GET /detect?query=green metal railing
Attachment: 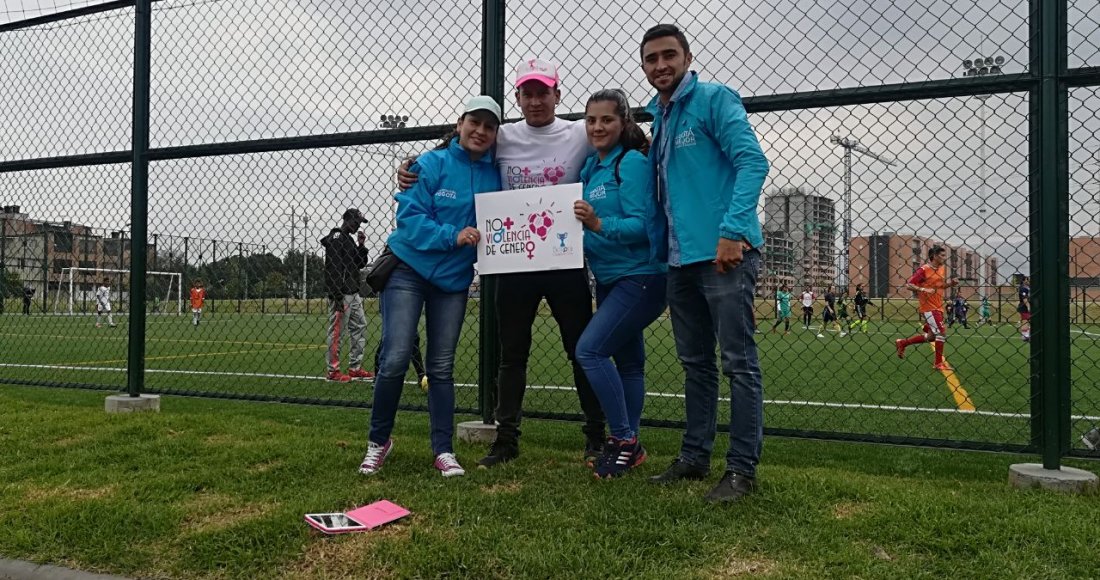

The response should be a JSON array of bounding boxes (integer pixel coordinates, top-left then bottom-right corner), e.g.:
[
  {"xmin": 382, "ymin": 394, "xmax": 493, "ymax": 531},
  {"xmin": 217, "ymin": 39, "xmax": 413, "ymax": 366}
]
[{"xmin": 1, "ymin": 0, "xmax": 1097, "ymax": 465}]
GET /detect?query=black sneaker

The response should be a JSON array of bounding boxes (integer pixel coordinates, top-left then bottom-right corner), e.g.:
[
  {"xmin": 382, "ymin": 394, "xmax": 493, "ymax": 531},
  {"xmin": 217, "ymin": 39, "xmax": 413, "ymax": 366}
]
[
  {"xmin": 593, "ymin": 437, "xmax": 647, "ymax": 479},
  {"xmin": 704, "ymin": 471, "xmax": 758, "ymax": 504},
  {"xmin": 477, "ymin": 438, "xmax": 519, "ymax": 468},
  {"xmin": 584, "ymin": 436, "xmax": 606, "ymax": 468},
  {"xmin": 648, "ymin": 457, "xmax": 709, "ymax": 485}
]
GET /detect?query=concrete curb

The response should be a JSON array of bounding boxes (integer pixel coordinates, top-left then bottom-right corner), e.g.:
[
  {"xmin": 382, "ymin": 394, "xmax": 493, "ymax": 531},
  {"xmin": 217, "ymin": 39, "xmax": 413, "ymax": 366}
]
[{"xmin": 0, "ymin": 558, "xmax": 132, "ymax": 580}]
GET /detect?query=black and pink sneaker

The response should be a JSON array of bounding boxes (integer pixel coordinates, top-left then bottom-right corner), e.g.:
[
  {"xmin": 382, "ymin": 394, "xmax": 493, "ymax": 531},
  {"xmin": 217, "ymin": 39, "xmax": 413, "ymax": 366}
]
[
  {"xmin": 593, "ymin": 437, "xmax": 646, "ymax": 479},
  {"xmin": 358, "ymin": 439, "xmax": 393, "ymax": 476}
]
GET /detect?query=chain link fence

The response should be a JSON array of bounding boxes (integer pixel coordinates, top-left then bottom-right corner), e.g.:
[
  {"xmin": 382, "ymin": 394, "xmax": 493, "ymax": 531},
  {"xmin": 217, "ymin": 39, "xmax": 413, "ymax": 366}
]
[{"xmin": 1, "ymin": 0, "xmax": 1097, "ymax": 458}]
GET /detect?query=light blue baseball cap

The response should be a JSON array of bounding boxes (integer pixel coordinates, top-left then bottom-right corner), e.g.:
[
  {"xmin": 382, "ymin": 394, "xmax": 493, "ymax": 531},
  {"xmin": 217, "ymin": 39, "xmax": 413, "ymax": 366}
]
[{"xmin": 463, "ymin": 96, "xmax": 502, "ymax": 122}]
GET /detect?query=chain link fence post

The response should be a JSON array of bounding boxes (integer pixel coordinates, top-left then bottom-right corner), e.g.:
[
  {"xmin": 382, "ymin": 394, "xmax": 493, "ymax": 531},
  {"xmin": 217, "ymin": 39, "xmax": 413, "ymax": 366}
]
[
  {"xmin": 125, "ymin": 0, "xmax": 152, "ymax": 398},
  {"xmin": 1030, "ymin": 0, "xmax": 1071, "ymax": 469},
  {"xmin": 478, "ymin": 0, "xmax": 505, "ymax": 424}
]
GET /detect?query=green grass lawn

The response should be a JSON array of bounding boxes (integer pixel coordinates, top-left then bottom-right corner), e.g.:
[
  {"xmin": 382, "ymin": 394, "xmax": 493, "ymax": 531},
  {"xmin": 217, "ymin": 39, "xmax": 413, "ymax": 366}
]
[
  {"xmin": 2, "ymin": 304, "xmax": 1099, "ymax": 451},
  {"xmin": 0, "ymin": 386, "xmax": 1097, "ymax": 579}
]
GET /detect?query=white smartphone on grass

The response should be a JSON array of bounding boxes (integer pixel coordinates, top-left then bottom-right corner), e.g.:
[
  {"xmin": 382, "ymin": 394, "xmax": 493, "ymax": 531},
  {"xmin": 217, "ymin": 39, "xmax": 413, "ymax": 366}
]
[{"xmin": 304, "ymin": 513, "xmax": 370, "ymax": 534}]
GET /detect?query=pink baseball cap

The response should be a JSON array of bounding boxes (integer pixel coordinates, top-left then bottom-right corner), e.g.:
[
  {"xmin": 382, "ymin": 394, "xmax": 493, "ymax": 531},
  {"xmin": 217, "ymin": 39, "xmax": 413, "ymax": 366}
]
[{"xmin": 514, "ymin": 58, "xmax": 560, "ymax": 88}]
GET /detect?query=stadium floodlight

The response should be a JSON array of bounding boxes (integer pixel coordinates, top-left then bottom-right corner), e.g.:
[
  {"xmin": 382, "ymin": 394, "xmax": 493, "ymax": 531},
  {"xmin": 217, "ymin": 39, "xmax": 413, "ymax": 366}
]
[
  {"xmin": 378, "ymin": 111, "xmax": 410, "ymax": 131},
  {"xmin": 958, "ymin": 54, "xmax": 1008, "ymax": 250}
]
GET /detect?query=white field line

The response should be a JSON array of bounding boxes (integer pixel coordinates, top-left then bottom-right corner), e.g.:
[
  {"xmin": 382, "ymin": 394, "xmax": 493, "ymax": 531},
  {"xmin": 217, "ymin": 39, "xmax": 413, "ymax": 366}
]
[{"xmin": 3, "ymin": 362, "xmax": 1098, "ymax": 422}]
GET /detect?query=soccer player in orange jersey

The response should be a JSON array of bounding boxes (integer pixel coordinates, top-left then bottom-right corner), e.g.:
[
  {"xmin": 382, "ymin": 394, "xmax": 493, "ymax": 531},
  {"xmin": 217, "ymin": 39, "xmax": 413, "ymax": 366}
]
[
  {"xmin": 895, "ymin": 245, "xmax": 958, "ymax": 371},
  {"xmin": 190, "ymin": 279, "xmax": 206, "ymax": 326}
]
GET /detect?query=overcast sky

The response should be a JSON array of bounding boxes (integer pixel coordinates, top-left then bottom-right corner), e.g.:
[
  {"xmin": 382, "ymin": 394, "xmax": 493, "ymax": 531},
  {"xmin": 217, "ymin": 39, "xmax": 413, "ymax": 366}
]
[{"xmin": 3, "ymin": 0, "xmax": 1100, "ymax": 278}]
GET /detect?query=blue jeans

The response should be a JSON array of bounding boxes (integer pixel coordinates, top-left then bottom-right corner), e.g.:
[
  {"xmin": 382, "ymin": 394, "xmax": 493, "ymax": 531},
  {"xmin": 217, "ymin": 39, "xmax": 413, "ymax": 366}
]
[
  {"xmin": 370, "ymin": 264, "xmax": 467, "ymax": 455},
  {"xmin": 667, "ymin": 250, "xmax": 763, "ymax": 477},
  {"xmin": 576, "ymin": 274, "xmax": 667, "ymax": 441}
]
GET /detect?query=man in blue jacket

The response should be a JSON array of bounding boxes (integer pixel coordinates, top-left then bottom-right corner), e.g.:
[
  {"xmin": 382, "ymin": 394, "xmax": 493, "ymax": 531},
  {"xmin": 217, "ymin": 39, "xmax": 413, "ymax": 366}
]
[{"xmin": 641, "ymin": 24, "xmax": 770, "ymax": 503}]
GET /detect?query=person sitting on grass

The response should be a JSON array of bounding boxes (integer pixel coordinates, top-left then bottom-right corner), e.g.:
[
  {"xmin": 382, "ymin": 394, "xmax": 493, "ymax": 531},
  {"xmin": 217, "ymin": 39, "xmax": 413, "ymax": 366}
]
[{"xmin": 359, "ymin": 96, "xmax": 502, "ymax": 479}]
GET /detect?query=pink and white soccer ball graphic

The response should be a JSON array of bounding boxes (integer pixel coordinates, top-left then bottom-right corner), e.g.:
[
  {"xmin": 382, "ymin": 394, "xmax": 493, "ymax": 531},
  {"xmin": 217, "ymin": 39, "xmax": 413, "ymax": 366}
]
[
  {"xmin": 527, "ymin": 211, "xmax": 555, "ymax": 241},
  {"xmin": 543, "ymin": 166, "xmax": 566, "ymax": 185}
]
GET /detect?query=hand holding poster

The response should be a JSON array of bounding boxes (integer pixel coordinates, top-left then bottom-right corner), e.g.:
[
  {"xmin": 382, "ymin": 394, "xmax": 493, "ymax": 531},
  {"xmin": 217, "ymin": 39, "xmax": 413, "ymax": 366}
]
[{"xmin": 475, "ymin": 183, "xmax": 584, "ymax": 275}]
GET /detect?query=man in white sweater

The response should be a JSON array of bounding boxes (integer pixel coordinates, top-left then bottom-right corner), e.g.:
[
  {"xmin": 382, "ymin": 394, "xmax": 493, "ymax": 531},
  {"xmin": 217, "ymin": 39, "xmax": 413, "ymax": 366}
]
[{"xmin": 400, "ymin": 59, "xmax": 606, "ymax": 467}]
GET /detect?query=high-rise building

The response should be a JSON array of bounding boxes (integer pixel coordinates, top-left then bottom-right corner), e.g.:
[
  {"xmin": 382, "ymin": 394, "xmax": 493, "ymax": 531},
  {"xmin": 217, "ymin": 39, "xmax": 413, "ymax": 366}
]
[
  {"xmin": 761, "ymin": 231, "xmax": 795, "ymax": 295},
  {"xmin": 762, "ymin": 186, "xmax": 836, "ymax": 290}
]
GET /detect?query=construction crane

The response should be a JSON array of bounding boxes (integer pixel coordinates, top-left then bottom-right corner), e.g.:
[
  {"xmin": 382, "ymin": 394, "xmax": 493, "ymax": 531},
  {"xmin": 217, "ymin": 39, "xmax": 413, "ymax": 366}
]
[{"xmin": 830, "ymin": 135, "xmax": 898, "ymax": 291}]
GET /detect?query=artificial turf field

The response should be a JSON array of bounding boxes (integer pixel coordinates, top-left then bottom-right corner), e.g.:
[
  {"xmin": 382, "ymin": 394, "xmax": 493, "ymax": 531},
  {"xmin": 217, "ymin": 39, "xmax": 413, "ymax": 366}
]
[{"xmin": 1, "ymin": 300, "xmax": 1098, "ymax": 452}]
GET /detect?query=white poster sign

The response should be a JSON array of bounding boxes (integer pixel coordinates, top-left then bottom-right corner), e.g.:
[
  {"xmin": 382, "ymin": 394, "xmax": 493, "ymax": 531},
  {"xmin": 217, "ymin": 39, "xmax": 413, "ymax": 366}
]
[{"xmin": 475, "ymin": 183, "xmax": 584, "ymax": 275}]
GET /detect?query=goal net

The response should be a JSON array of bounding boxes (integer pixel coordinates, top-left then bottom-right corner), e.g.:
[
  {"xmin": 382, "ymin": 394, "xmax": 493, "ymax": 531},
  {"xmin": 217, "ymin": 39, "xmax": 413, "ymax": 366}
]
[{"xmin": 53, "ymin": 268, "xmax": 183, "ymax": 315}]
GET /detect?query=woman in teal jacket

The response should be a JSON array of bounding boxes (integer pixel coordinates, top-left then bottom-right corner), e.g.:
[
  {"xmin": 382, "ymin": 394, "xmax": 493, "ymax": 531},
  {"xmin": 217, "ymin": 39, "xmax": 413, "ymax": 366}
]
[
  {"xmin": 360, "ymin": 96, "xmax": 503, "ymax": 479},
  {"xmin": 573, "ymin": 89, "xmax": 668, "ymax": 479}
]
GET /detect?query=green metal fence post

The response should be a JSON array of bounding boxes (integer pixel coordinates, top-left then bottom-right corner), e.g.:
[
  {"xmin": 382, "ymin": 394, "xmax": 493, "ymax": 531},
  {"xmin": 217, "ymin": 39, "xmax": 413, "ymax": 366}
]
[
  {"xmin": 182, "ymin": 236, "xmax": 188, "ymax": 293},
  {"xmin": 237, "ymin": 242, "xmax": 243, "ymax": 314},
  {"xmin": 41, "ymin": 231, "xmax": 47, "ymax": 313},
  {"xmin": 1029, "ymin": 0, "xmax": 1070, "ymax": 468},
  {"xmin": 0, "ymin": 215, "xmax": 6, "ymax": 315},
  {"xmin": 478, "ymin": 0, "xmax": 505, "ymax": 424},
  {"xmin": 211, "ymin": 241, "xmax": 217, "ymax": 314},
  {"xmin": 126, "ymin": 0, "xmax": 152, "ymax": 397}
]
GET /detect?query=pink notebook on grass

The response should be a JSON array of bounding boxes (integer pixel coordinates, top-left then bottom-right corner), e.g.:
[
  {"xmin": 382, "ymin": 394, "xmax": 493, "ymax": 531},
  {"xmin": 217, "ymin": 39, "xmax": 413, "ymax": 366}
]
[{"xmin": 304, "ymin": 500, "xmax": 410, "ymax": 534}]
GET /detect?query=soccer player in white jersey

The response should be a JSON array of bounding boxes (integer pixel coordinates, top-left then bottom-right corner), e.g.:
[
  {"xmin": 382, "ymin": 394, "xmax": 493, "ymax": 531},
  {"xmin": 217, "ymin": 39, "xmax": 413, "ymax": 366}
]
[
  {"xmin": 95, "ymin": 278, "xmax": 116, "ymax": 328},
  {"xmin": 800, "ymin": 286, "xmax": 815, "ymax": 330}
]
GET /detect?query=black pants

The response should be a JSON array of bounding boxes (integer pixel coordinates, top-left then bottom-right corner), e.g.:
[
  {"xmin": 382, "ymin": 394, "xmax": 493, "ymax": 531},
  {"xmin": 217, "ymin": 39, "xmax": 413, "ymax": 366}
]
[
  {"xmin": 494, "ymin": 269, "xmax": 605, "ymax": 442},
  {"xmin": 23, "ymin": 299, "xmax": 31, "ymax": 315},
  {"xmin": 802, "ymin": 306, "xmax": 813, "ymax": 327}
]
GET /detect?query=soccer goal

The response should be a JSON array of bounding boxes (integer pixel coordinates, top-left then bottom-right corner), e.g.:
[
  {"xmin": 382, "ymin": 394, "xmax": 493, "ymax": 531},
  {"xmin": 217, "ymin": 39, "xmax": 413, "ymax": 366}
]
[{"xmin": 53, "ymin": 268, "xmax": 183, "ymax": 315}]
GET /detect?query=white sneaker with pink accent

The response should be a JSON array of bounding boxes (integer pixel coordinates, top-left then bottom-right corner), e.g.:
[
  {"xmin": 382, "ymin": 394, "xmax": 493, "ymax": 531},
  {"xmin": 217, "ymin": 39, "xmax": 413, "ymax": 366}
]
[
  {"xmin": 358, "ymin": 439, "xmax": 393, "ymax": 476},
  {"xmin": 433, "ymin": 453, "xmax": 465, "ymax": 477}
]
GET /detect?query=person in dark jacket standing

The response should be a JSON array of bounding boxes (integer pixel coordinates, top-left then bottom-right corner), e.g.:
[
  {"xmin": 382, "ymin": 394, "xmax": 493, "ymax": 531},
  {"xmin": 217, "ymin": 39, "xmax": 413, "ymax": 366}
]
[
  {"xmin": 321, "ymin": 208, "xmax": 372, "ymax": 383},
  {"xmin": 22, "ymin": 286, "xmax": 34, "ymax": 315}
]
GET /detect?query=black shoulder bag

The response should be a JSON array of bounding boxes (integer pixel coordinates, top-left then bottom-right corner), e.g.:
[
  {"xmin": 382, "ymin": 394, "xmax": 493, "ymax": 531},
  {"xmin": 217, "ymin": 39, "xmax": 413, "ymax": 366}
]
[{"xmin": 364, "ymin": 246, "xmax": 401, "ymax": 293}]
